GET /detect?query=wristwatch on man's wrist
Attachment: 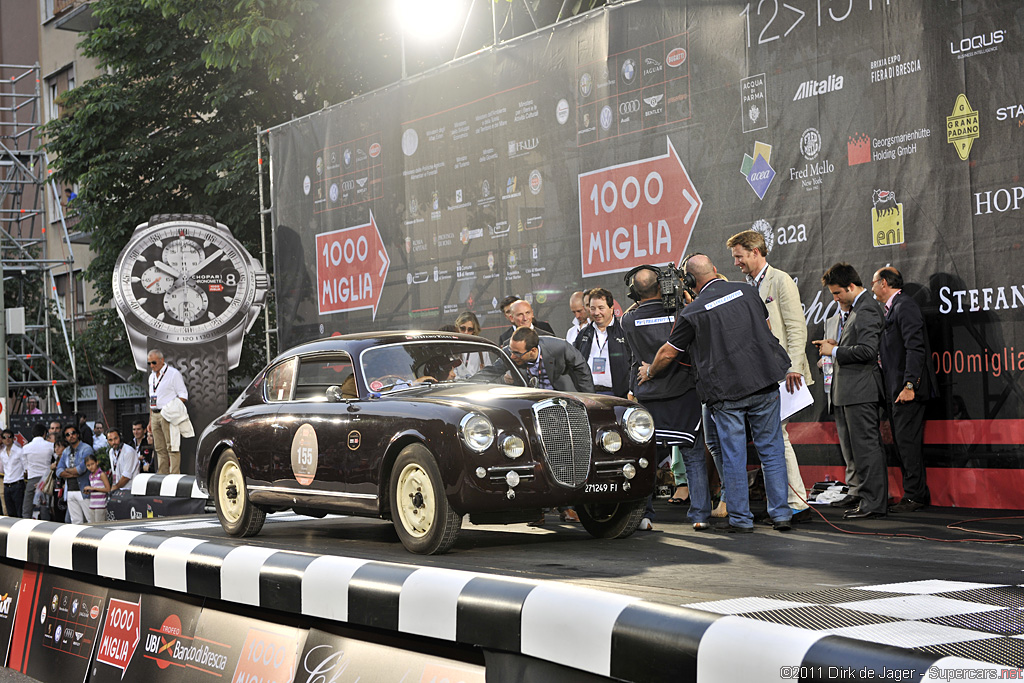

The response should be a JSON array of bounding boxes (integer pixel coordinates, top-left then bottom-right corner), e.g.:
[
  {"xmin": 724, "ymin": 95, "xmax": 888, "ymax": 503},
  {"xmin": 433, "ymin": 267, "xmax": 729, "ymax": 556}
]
[
  {"xmin": 112, "ymin": 214, "xmax": 269, "ymax": 372},
  {"xmin": 905, "ymin": 381, "xmax": 915, "ymax": 390}
]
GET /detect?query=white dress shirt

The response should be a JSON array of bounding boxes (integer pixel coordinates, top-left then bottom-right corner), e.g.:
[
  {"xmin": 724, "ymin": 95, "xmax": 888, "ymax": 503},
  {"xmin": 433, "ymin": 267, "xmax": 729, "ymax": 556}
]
[
  {"xmin": 22, "ymin": 437, "xmax": 53, "ymax": 479},
  {"xmin": 0, "ymin": 444, "xmax": 25, "ymax": 483},
  {"xmin": 150, "ymin": 364, "xmax": 189, "ymax": 410},
  {"xmin": 109, "ymin": 443, "xmax": 141, "ymax": 488}
]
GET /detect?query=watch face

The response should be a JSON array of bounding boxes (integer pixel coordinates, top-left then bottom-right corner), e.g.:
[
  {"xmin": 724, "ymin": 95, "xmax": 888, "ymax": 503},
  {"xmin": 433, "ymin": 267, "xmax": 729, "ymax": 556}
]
[{"xmin": 113, "ymin": 220, "xmax": 256, "ymax": 344}]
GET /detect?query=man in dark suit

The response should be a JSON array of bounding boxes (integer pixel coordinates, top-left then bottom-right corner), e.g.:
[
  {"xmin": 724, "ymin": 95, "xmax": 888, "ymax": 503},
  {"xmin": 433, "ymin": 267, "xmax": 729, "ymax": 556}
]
[
  {"xmin": 498, "ymin": 298, "xmax": 555, "ymax": 345},
  {"xmin": 813, "ymin": 263, "xmax": 887, "ymax": 519},
  {"xmin": 506, "ymin": 327, "xmax": 593, "ymax": 393},
  {"xmin": 872, "ymin": 266, "xmax": 932, "ymax": 512}
]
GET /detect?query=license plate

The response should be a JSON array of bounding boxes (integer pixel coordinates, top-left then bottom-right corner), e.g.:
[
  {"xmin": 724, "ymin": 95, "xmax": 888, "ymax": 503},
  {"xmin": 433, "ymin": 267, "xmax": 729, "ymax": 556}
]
[{"xmin": 584, "ymin": 482, "xmax": 619, "ymax": 494}]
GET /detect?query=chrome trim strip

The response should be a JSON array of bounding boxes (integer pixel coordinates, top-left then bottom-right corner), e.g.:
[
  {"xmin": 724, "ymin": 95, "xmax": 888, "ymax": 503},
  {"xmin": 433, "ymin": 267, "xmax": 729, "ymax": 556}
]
[{"xmin": 248, "ymin": 485, "xmax": 378, "ymax": 500}]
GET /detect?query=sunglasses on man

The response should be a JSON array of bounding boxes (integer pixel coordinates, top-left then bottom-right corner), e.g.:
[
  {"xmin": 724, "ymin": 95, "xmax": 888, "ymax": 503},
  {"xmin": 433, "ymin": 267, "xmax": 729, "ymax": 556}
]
[{"xmin": 509, "ymin": 348, "xmax": 537, "ymax": 358}]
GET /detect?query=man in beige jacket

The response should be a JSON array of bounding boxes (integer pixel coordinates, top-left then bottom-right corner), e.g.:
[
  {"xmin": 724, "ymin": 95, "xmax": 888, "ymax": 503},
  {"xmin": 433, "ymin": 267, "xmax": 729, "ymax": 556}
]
[{"xmin": 728, "ymin": 229, "xmax": 815, "ymax": 522}]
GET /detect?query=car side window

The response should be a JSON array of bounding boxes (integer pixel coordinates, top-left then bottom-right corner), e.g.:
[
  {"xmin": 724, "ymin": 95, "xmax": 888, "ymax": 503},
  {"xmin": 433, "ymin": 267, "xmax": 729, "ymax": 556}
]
[
  {"xmin": 294, "ymin": 355, "xmax": 355, "ymax": 401},
  {"xmin": 264, "ymin": 358, "xmax": 298, "ymax": 403}
]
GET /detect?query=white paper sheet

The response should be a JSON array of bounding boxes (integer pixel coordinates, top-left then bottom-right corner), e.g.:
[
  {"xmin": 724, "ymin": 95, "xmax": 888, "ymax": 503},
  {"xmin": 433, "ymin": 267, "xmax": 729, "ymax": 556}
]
[{"xmin": 779, "ymin": 380, "xmax": 814, "ymax": 420}]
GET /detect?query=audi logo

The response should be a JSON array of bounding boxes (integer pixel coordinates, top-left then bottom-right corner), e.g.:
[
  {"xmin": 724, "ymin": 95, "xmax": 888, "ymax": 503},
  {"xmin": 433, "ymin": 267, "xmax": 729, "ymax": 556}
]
[
  {"xmin": 341, "ymin": 180, "xmax": 355, "ymax": 191},
  {"xmin": 619, "ymin": 99, "xmax": 640, "ymax": 114}
]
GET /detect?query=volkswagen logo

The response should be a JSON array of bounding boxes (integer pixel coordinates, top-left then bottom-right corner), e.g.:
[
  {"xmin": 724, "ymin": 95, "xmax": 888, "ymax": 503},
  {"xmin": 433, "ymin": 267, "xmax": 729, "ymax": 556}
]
[{"xmin": 619, "ymin": 99, "xmax": 640, "ymax": 115}]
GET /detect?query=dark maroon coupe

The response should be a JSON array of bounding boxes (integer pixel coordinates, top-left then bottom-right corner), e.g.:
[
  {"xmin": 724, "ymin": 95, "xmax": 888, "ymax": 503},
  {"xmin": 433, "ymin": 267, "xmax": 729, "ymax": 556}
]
[{"xmin": 195, "ymin": 332, "xmax": 657, "ymax": 554}]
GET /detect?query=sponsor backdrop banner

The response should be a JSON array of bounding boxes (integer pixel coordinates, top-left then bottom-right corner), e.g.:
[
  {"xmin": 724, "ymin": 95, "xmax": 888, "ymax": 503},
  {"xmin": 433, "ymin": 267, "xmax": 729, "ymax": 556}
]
[{"xmin": 269, "ymin": 2, "xmax": 1024, "ymax": 486}]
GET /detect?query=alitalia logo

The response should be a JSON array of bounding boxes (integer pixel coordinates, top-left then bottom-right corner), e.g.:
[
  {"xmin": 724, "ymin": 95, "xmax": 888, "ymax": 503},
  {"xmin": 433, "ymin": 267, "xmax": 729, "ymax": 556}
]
[{"xmin": 793, "ymin": 74, "xmax": 844, "ymax": 101}]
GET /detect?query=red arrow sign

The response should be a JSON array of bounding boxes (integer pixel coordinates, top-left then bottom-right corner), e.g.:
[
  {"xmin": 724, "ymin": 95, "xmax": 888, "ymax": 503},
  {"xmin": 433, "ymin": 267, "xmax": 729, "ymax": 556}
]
[
  {"xmin": 578, "ymin": 137, "xmax": 701, "ymax": 277},
  {"xmin": 316, "ymin": 210, "xmax": 390, "ymax": 318}
]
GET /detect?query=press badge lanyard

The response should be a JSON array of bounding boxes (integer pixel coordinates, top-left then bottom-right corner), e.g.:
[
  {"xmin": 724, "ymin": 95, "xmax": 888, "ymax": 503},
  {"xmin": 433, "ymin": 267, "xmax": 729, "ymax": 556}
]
[
  {"xmin": 593, "ymin": 329, "xmax": 610, "ymax": 375},
  {"xmin": 150, "ymin": 367, "xmax": 166, "ymax": 408}
]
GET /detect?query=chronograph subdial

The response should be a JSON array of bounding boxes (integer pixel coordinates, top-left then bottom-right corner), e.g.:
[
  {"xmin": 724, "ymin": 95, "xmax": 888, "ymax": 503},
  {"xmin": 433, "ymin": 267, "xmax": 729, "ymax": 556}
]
[
  {"xmin": 163, "ymin": 283, "xmax": 210, "ymax": 324},
  {"xmin": 162, "ymin": 238, "xmax": 204, "ymax": 273},
  {"xmin": 140, "ymin": 266, "xmax": 176, "ymax": 294}
]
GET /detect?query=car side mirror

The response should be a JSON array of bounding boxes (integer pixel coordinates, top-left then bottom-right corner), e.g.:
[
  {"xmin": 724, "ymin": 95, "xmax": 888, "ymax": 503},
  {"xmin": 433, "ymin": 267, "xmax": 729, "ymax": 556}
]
[{"xmin": 326, "ymin": 385, "xmax": 344, "ymax": 402}]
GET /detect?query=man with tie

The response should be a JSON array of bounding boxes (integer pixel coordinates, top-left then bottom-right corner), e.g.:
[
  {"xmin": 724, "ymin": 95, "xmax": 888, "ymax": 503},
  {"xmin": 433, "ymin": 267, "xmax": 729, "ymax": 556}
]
[
  {"xmin": 871, "ymin": 267, "xmax": 933, "ymax": 512},
  {"xmin": 813, "ymin": 263, "xmax": 887, "ymax": 519}
]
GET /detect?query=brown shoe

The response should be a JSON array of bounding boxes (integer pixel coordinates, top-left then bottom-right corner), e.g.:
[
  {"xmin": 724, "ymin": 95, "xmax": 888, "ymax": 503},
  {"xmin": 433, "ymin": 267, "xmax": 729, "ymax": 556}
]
[
  {"xmin": 888, "ymin": 498, "xmax": 926, "ymax": 513},
  {"xmin": 527, "ymin": 515, "xmax": 546, "ymax": 527},
  {"xmin": 560, "ymin": 509, "xmax": 580, "ymax": 523}
]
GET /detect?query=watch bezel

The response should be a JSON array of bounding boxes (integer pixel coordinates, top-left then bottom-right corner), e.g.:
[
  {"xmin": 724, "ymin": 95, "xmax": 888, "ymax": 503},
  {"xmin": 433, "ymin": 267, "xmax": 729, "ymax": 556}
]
[{"xmin": 112, "ymin": 217, "xmax": 262, "ymax": 345}]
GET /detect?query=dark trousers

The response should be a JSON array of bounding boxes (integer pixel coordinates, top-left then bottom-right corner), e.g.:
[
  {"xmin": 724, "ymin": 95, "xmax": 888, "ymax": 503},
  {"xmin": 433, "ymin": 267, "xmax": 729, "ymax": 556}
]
[
  {"xmin": 4, "ymin": 481, "xmax": 25, "ymax": 518},
  {"xmin": 885, "ymin": 400, "xmax": 929, "ymax": 503},
  {"xmin": 834, "ymin": 402, "xmax": 887, "ymax": 514}
]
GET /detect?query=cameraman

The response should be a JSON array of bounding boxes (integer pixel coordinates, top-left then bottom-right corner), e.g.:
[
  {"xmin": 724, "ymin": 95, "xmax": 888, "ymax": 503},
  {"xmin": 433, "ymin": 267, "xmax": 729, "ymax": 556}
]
[{"xmin": 621, "ymin": 266, "xmax": 706, "ymax": 531}]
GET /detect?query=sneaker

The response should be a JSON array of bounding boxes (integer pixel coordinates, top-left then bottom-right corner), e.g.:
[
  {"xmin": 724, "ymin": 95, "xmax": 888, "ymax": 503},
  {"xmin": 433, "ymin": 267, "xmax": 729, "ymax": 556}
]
[
  {"xmin": 639, "ymin": 517, "xmax": 654, "ymax": 531},
  {"xmin": 791, "ymin": 508, "xmax": 813, "ymax": 523},
  {"xmin": 693, "ymin": 521, "xmax": 711, "ymax": 531}
]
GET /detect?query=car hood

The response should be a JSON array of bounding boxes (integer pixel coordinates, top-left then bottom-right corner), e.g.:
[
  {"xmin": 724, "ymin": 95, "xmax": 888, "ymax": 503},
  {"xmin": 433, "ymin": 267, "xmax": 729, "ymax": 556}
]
[{"xmin": 376, "ymin": 383, "xmax": 634, "ymax": 411}]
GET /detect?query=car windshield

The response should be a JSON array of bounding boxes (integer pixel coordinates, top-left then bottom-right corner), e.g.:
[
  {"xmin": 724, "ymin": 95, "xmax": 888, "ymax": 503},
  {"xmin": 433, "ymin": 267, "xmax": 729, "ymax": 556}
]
[{"xmin": 359, "ymin": 341, "xmax": 522, "ymax": 394}]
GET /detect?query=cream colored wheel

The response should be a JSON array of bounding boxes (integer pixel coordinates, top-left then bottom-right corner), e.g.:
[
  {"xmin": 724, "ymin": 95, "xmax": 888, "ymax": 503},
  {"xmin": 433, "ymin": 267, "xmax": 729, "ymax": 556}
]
[
  {"xmin": 396, "ymin": 462, "xmax": 436, "ymax": 538},
  {"xmin": 389, "ymin": 444, "xmax": 461, "ymax": 554},
  {"xmin": 213, "ymin": 449, "xmax": 265, "ymax": 537}
]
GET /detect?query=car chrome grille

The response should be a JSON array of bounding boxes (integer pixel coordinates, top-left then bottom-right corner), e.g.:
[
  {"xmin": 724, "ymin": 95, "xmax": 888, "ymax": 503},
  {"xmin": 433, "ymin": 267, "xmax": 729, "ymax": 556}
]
[{"xmin": 532, "ymin": 397, "xmax": 592, "ymax": 487}]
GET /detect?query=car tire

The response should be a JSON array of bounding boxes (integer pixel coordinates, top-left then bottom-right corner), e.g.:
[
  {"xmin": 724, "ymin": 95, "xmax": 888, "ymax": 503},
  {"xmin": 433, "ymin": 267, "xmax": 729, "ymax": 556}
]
[
  {"xmin": 213, "ymin": 449, "xmax": 266, "ymax": 537},
  {"xmin": 390, "ymin": 444, "xmax": 461, "ymax": 554},
  {"xmin": 576, "ymin": 499, "xmax": 647, "ymax": 539}
]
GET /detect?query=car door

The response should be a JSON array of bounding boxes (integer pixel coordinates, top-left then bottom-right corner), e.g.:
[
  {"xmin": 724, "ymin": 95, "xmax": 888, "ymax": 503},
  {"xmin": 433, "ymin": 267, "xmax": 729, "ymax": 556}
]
[{"xmin": 272, "ymin": 353, "xmax": 364, "ymax": 506}]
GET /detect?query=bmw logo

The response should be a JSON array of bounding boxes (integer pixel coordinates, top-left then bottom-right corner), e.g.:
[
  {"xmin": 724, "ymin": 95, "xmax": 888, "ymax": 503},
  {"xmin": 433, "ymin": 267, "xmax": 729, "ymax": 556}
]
[
  {"xmin": 343, "ymin": 148, "xmax": 351, "ymax": 166},
  {"xmin": 622, "ymin": 58, "xmax": 636, "ymax": 83}
]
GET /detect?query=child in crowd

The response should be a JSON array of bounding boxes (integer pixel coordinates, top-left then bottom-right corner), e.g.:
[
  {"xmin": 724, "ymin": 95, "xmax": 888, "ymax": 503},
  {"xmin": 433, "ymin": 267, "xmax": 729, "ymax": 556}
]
[{"xmin": 82, "ymin": 454, "xmax": 110, "ymax": 524}]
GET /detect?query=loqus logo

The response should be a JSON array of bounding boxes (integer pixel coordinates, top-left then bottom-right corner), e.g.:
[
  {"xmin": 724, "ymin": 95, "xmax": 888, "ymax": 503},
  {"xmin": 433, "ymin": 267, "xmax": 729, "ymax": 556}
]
[{"xmin": 950, "ymin": 30, "xmax": 1005, "ymax": 59}]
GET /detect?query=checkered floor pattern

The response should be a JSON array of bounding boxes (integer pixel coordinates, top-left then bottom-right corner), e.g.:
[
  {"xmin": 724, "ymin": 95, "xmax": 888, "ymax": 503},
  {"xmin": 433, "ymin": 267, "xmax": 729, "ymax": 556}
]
[{"xmin": 686, "ymin": 579, "xmax": 1024, "ymax": 668}]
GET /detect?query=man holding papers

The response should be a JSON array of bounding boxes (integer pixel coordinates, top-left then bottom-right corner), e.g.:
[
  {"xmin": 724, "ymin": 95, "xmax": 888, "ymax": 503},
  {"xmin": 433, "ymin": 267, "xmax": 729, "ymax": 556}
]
[{"xmin": 727, "ymin": 230, "xmax": 815, "ymax": 522}]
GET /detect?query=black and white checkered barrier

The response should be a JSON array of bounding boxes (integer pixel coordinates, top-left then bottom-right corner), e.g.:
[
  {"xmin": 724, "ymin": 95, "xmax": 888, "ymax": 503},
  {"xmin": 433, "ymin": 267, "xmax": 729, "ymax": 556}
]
[
  {"xmin": 0, "ymin": 516, "xmax": 1002, "ymax": 681},
  {"xmin": 129, "ymin": 473, "xmax": 207, "ymax": 499}
]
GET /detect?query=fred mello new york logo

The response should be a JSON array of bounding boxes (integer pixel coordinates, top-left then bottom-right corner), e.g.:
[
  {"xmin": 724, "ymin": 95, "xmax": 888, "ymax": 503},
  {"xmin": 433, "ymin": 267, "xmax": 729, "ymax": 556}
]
[
  {"xmin": 947, "ymin": 94, "xmax": 979, "ymax": 160},
  {"xmin": 740, "ymin": 141, "xmax": 775, "ymax": 200}
]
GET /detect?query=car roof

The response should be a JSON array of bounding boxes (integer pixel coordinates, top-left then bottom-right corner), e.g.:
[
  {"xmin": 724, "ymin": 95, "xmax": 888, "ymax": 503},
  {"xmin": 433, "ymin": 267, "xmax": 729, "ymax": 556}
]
[{"xmin": 270, "ymin": 331, "xmax": 499, "ymax": 365}]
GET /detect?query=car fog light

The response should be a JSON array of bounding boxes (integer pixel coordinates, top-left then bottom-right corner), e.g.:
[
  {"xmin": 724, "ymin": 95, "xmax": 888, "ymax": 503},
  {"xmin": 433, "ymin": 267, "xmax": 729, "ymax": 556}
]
[
  {"xmin": 622, "ymin": 463, "xmax": 636, "ymax": 480},
  {"xmin": 502, "ymin": 434, "xmax": 525, "ymax": 459},
  {"xmin": 475, "ymin": 467, "xmax": 487, "ymax": 479},
  {"xmin": 505, "ymin": 470, "xmax": 520, "ymax": 487},
  {"xmin": 506, "ymin": 489, "xmax": 516, "ymax": 500},
  {"xmin": 623, "ymin": 482, "xmax": 630, "ymax": 492},
  {"xmin": 638, "ymin": 457, "xmax": 649, "ymax": 469},
  {"xmin": 599, "ymin": 430, "xmax": 622, "ymax": 453}
]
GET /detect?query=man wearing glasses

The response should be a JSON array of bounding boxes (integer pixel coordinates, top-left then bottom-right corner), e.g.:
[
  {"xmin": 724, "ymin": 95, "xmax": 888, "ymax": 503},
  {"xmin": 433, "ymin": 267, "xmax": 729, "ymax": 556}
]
[
  {"xmin": 57, "ymin": 426, "xmax": 94, "ymax": 524},
  {"xmin": 0, "ymin": 430, "xmax": 26, "ymax": 517},
  {"xmin": 505, "ymin": 327, "xmax": 593, "ymax": 393},
  {"xmin": 147, "ymin": 349, "xmax": 189, "ymax": 474}
]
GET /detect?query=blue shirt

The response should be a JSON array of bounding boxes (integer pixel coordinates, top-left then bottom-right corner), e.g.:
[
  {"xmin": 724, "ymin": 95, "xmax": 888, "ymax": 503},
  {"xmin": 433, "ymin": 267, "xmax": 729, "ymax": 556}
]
[{"xmin": 58, "ymin": 442, "xmax": 94, "ymax": 493}]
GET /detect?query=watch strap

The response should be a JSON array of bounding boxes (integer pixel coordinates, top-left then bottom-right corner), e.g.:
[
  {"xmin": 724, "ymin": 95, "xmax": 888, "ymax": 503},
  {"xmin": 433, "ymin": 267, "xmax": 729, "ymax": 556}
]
[{"xmin": 148, "ymin": 213, "xmax": 218, "ymax": 229}]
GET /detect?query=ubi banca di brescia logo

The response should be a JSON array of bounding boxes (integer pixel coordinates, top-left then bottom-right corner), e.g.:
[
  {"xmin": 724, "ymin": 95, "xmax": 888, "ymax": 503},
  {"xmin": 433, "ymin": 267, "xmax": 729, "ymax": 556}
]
[
  {"xmin": 741, "ymin": 141, "xmax": 775, "ymax": 200},
  {"xmin": 871, "ymin": 189, "xmax": 904, "ymax": 248},
  {"xmin": 947, "ymin": 94, "xmax": 979, "ymax": 160}
]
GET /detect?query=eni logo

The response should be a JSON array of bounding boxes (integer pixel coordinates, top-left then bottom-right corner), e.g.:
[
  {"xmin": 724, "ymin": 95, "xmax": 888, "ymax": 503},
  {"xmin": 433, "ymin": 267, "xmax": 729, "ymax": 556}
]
[
  {"xmin": 871, "ymin": 189, "xmax": 904, "ymax": 247},
  {"xmin": 290, "ymin": 424, "xmax": 319, "ymax": 485}
]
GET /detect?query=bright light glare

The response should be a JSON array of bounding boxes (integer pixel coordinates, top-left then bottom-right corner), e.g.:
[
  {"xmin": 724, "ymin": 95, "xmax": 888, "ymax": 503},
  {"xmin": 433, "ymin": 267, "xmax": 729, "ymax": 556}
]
[{"xmin": 396, "ymin": 0, "xmax": 464, "ymax": 41}]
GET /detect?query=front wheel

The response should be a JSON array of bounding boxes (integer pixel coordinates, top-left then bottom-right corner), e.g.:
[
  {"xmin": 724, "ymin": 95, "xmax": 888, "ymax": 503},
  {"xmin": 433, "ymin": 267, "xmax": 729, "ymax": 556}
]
[
  {"xmin": 213, "ymin": 449, "xmax": 266, "ymax": 537},
  {"xmin": 577, "ymin": 499, "xmax": 646, "ymax": 539},
  {"xmin": 390, "ymin": 444, "xmax": 461, "ymax": 554}
]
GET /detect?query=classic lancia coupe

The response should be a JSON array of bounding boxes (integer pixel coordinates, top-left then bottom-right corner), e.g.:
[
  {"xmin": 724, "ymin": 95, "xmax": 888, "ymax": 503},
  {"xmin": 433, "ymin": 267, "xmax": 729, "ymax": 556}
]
[{"xmin": 195, "ymin": 332, "xmax": 656, "ymax": 554}]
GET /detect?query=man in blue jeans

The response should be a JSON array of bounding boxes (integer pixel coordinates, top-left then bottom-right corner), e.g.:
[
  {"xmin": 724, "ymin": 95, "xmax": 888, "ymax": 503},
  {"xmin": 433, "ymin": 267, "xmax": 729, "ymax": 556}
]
[{"xmin": 639, "ymin": 254, "xmax": 793, "ymax": 532}]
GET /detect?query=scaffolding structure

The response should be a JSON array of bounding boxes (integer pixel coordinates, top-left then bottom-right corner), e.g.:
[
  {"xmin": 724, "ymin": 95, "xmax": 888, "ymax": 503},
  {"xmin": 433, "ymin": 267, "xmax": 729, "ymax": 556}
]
[{"xmin": 0, "ymin": 62, "xmax": 77, "ymax": 418}]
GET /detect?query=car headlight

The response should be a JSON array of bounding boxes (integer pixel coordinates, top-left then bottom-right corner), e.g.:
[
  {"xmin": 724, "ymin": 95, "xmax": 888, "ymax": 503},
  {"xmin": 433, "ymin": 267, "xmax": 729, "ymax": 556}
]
[
  {"xmin": 623, "ymin": 407, "xmax": 655, "ymax": 443},
  {"xmin": 501, "ymin": 434, "xmax": 525, "ymax": 459},
  {"xmin": 460, "ymin": 413, "xmax": 495, "ymax": 452},
  {"xmin": 599, "ymin": 429, "xmax": 622, "ymax": 453}
]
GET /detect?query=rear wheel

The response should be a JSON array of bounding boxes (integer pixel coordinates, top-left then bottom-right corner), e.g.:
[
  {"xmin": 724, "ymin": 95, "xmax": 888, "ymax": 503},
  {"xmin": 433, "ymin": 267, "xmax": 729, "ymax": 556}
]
[
  {"xmin": 213, "ymin": 449, "xmax": 266, "ymax": 537},
  {"xmin": 577, "ymin": 499, "xmax": 646, "ymax": 539},
  {"xmin": 390, "ymin": 444, "xmax": 461, "ymax": 554}
]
